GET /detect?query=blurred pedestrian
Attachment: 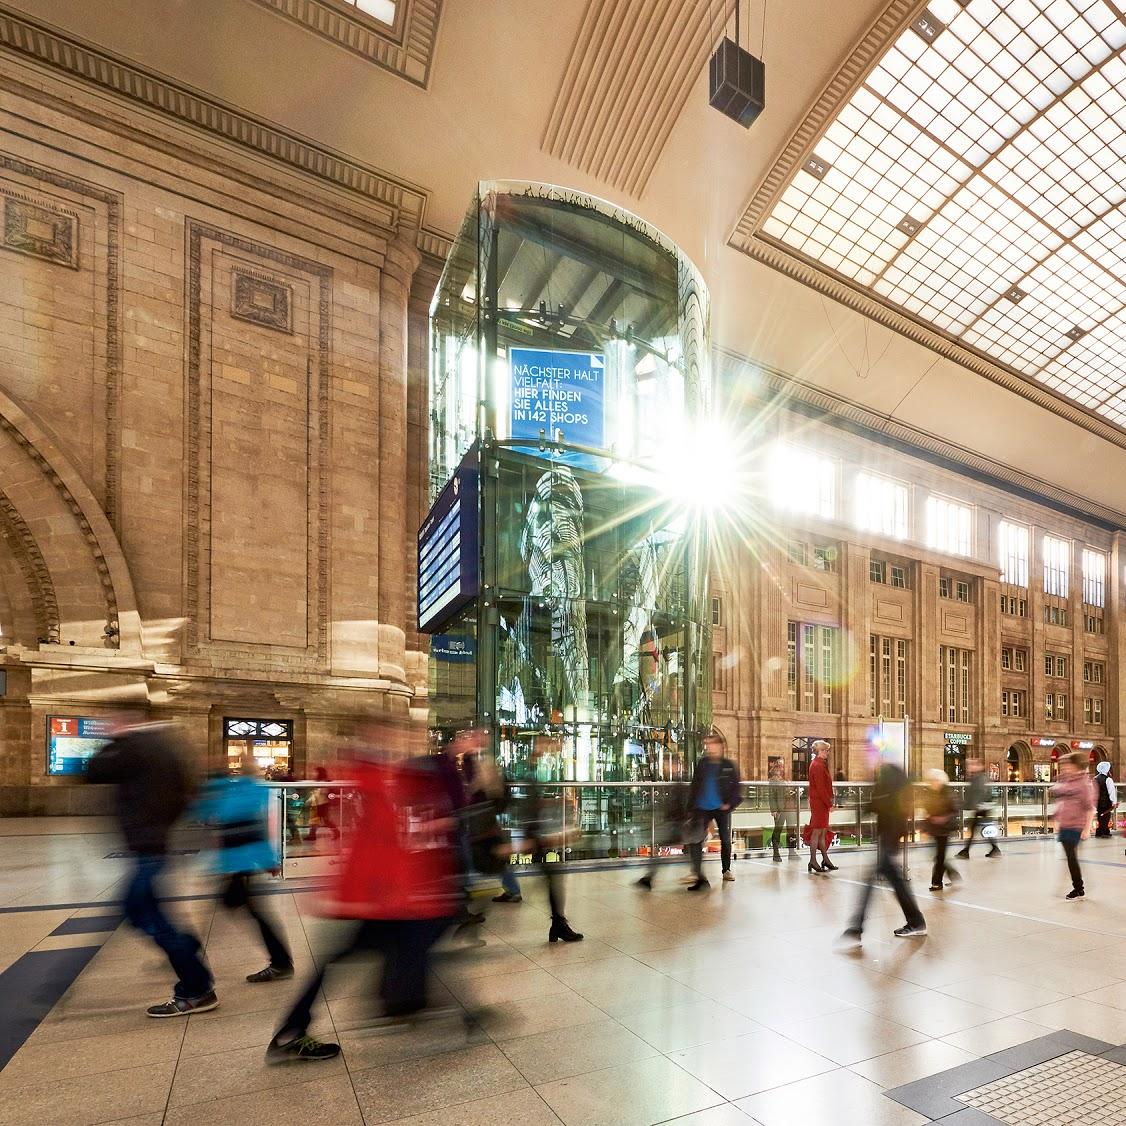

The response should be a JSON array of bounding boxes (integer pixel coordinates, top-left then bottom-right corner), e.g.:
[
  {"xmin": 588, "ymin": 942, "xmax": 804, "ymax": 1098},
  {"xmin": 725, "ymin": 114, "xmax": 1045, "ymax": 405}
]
[
  {"xmin": 456, "ymin": 729, "xmax": 521, "ymax": 903},
  {"xmin": 767, "ymin": 760, "xmax": 795, "ymax": 863},
  {"xmin": 686, "ymin": 733, "xmax": 741, "ymax": 891},
  {"xmin": 840, "ymin": 750, "xmax": 926, "ymax": 945},
  {"xmin": 807, "ymin": 740, "xmax": 836, "ymax": 873},
  {"xmin": 923, "ymin": 769, "xmax": 960, "ymax": 892},
  {"xmin": 267, "ymin": 718, "xmax": 459, "ymax": 1062},
  {"xmin": 1094, "ymin": 761, "xmax": 1116, "ymax": 838},
  {"xmin": 956, "ymin": 758, "xmax": 999, "ymax": 859},
  {"xmin": 509, "ymin": 742, "xmax": 582, "ymax": 941},
  {"xmin": 86, "ymin": 717, "xmax": 217, "ymax": 1016},
  {"xmin": 637, "ymin": 784, "xmax": 688, "ymax": 888},
  {"xmin": 1053, "ymin": 750, "xmax": 1096, "ymax": 900},
  {"xmin": 194, "ymin": 754, "xmax": 293, "ymax": 982},
  {"xmin": 307, "ymin": 766, "xmax": 341, "ymax": 844}
]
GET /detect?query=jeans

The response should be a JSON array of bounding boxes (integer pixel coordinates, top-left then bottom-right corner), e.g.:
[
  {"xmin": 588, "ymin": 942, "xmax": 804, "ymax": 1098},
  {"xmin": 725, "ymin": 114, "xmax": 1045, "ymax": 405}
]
[
  {"xmin": 1059, "ymin": 829, "xmax": 1084, "ymax": 892},
  {"xmin": 276, "ymin": 917, "xmax": 450, "ymax": 1040},
  {"xmin": 124, "ymin": 854, "xmax": 212, "ymax": 999},
  {"xmin": 500, "ymin": 867, "xmax": 520, "ymax": 897},
  {"xmin": 849, "ymin": 834, "xmax": 925, "ymax": 932},
  {"xmin": 689, "ymin": 808, "xmax": 731, "ymax": 877},
  {"xmin": 220, "ymin": 873, "xmax": 292, "ymax": 970}
]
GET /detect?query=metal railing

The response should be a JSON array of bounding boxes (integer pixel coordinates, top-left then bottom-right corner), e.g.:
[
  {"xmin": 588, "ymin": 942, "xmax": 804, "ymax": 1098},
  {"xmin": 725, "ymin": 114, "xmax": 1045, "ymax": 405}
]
[{"xmin": 264, "ymin": 780, "xmax": 1064, "ymax": 877}]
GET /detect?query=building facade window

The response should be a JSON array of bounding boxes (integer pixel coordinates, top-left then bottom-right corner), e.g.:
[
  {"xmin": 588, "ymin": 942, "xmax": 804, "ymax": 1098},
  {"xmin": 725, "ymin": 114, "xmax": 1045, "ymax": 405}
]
[
  {"xmin": 939, "ymin": 576, "xmax": 952, "ymax": 599},
  {"xmin": 891, "ymin": 564, "xmax": 908, "ymax": 589},
  {"xmin": 811, "ymin": 544, "xmax": 838, "ymax": 572},
  {"xmin": 998, "ymin": 521, "xmax": 1030, "ymax": 586},
  {"xmin": 787, "ymin": 540, "xmax": 807, "ymax": 565},
  {"xmin": 1043, "ymin": 535, "xmax": 1070, "ymax": 597},
  {"xmin": 711, "ymin": 596, "xmax": 722, "ymax": 627},
  {"xmin": 870, "ymin": 559, "xmax": 886, "ymax": 584},
  {"xmin": 1082, "ymin": 548, "xmax": 1106, "ymax": 608},
  {"xmin": 1085, "ymin": 610, "xmax": 1104, "ymax": 634},
  {"xmin": 870, "ymin": 635, "xmax": 908, "ymax": 719},
  {"xmin": 770, "ymin": 443, "xmax": 836, "ymax": 520},
  {"xmin": 1084, "ymin": 697, "xmax": 1104, "ymax": 724},
  {"xmin": 1084, "ymin": 661, "xmax": 1105, "ymax": 685},
  {"xmin": 926, "ymin": 496, "xmax": 973, "ymax": 557},
  {"xmin": 1045, "ymin": 654, "xmax": 1067, "ymax": 679},
  {"xmin": 955, "ymin": 580, "xmax": 970, "ymax": 602},
  {"xmin": 1056, "ymin": 693, "xmax": 1068, "ymax": 721},
  {"xmin": 939, "ymin": 646, "xmax": 973, "ymax": 724},
  {"xmin": 1044, "ymin": 602, "xmax": 1068, "ymax": 626},
  {"xmin": 1002, "ymin": 593, "xmax": 1028, "ymax": 617},
  {"xmin": 855, "ymin": 472, "xmax": 909, "ymax": 540},
  {"xmin": 1001, "ymin": 689, "xmax": 1026, "ymax": 718},
  {"xmin": 788, "ymin": 621, "xmax": 839, "ymax": 714}
]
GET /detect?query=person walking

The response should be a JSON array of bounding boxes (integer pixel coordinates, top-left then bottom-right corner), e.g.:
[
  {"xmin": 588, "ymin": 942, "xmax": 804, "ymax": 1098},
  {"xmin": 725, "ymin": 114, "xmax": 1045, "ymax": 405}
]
[
  {"xmin": 807, "ymin": 740, "xmax": 836, "ymax": 873},
  {"xmin": 686, "ymin": 732, "xmax": 742, "ymax": 891},
  {"xmin": 956, "ymin": 758, "xmax": 999, "ymax": 858},
  {"xmin": 307, "ymin": 766, "xmax": 341, "ymax": 844},
  {"xmin": 194, "ymin": 756, "xmax": 294, "ymax": 982},
  {"xmin": 268, "ymin": 720, "xmax": 459, "ymax": 1063},
  {"xmin": 840, "ymin": 750, "xmax": 926, "ymax": 944},
  {"xmin": 636, "ymin": 785, "xmax": 688, "ymax": 888},
  {"xmin": 1094, "ymin": 761, "xmax": 1116, "ymax": 838},
  {"xmin": 767, "ymin": 760, "xmax": 796, "ymax": 863},
  {"xmin": 1053, "ymin": 750, "xmax": 1096, "ymax": 900},
  {"xmin": 86, "ymin": 717, "xmax": 217, "ymax": 1016},
  {"xmin": 923, "ymin": 769, "xmax": 960, "ymax": 892}
]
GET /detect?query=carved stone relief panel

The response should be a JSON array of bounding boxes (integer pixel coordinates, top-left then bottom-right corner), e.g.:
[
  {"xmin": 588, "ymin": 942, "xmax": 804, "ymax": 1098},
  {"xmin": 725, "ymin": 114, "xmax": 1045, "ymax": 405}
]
[
  {"xmin": 0, "ymin": 158, "xmax": 122, "ymax": 525},
  {"xmin": 185, "ymin": 222, "xmax": 331, "ymax": 666}
]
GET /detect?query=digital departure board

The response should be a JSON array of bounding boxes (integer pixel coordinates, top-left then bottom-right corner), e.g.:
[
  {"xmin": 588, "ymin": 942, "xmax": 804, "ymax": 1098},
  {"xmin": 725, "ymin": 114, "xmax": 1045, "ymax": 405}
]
[{"xmin": 418, "ymin": 446, "xmax": 480, "ymax": 634}]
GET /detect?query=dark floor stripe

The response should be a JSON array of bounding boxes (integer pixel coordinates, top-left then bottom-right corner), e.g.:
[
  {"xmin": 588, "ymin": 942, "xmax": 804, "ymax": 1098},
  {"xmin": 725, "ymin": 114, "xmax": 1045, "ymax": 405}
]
[
  {"xmin": 0, "ymin": 946, "xmax": 102, "ymax": 1071},
  {"xmin": 48, "ymin": 915, "xmax": 122, "ymax": 936}
]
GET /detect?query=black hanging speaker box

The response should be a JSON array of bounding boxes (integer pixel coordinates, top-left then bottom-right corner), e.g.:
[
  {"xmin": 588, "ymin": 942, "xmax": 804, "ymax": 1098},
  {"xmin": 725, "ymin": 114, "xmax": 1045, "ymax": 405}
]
[{"xmin": 709, "ymin": 37, "xmax": 765, "ymax": 128}]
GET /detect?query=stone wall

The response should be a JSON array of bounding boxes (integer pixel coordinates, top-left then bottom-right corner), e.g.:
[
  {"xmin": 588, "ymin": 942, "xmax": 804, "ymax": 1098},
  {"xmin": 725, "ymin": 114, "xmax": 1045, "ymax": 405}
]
[{"xmin": 0, "ymin": 59, "xmax": 440, "ymax": 810}]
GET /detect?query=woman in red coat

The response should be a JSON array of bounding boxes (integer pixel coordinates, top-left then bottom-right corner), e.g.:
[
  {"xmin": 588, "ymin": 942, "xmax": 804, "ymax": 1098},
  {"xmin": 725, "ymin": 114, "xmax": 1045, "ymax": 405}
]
[{"xmin": 807, "ymin": 740, "xmax": 837, "ymax": 873}]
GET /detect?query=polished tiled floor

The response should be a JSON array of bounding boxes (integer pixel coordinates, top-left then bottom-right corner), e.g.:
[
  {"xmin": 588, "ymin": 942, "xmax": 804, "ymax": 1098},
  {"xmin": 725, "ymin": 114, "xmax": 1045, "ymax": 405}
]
[{"xmin": 4, "ymin": 821, "xmax": 1126, "ymax": 1124}]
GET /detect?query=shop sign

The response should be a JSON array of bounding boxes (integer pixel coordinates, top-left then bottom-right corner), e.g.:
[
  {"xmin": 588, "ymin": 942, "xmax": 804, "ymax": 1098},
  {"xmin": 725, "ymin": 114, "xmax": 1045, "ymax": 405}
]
[
  {"xmin": 944, "ymin": 732, "xmax": 973, "ymax": 745},
  {"xmin": 1031, "ymin": 737, "xmax": 1058, "ymax": 748},
  {"xmin": 1071, "ymin": 740, "xmax": 1095, "ymax": 750}
]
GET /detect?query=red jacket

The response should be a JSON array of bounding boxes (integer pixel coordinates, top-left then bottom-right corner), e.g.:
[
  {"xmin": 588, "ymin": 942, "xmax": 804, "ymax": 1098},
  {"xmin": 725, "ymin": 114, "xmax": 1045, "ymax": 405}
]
[
  {"xmin": 808, "ymin": 756, "xmax": 833, "ymax": 818},
  {"xmin": 325, "ymin": 755, "xmax": 458, "ymax": 920}
]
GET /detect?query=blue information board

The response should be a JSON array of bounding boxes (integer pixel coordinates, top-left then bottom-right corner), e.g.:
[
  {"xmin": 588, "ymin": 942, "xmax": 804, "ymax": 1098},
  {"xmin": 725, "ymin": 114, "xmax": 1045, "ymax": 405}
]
[
  {"xmin": 47, "ymin": 715, "xmax": 115, "ymax": 775},
  {"xmin": 430, "ymin": 634, "xmax": 476, "ymax": 663},
  {"xmin": 418, "ymin": 447, "xmax": 480, "ymax": 634},
  {"xmin": 510, "ymin": 347, "xmax": 605, "ymax": 467}
]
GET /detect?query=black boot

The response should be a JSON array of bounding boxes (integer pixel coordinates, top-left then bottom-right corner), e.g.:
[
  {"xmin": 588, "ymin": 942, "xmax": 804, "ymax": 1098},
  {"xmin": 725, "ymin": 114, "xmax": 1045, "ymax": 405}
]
[
  {"xmin": 772, "ymin": 849, "xmax": 782, "ymax": 863},
  {"xmin": 549, "ymin": 916, "xmax": 583, "ymax": 943}
]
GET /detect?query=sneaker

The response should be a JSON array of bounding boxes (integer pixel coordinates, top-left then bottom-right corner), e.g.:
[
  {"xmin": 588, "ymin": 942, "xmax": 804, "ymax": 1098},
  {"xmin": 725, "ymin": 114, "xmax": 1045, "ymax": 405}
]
[
  {"xmin": 836, "ymin": 928, "xmax": 862, "ymax": 950},
  {"xmin": 491, "ymin": 892, "xmax": 523, "ymax": 903},
  {"xmin": 955, "ymin": 848, "xmax": 970, "ymax": 859},
  {"xmin": 247, "ymin": 965, "xmax": 294, "ymax": 983},
  {"xmin": 722, "ymin": 871, "xmax": 735, "ymax": 882},
  {"xmin": 893, "ymin": 924, "xmax": 927, "ymax": 938},
  {"xmin": 686, "ymin": 878, "xmax": 710, "ymax": 892},
  {"xmin": 635, "ymin": 876, "xmax": 652, "ymax": 889},
  {"xmin": 146, "ymin": 990, "xmax": 219, "ymax": 1018},
  {"xmin": 266, "ymin": 1034, "xmax": 341, "ymax": 1063},
  {"xmin": 1066, "ymin": 888, "xmax": 1085, "ymax": 900}
]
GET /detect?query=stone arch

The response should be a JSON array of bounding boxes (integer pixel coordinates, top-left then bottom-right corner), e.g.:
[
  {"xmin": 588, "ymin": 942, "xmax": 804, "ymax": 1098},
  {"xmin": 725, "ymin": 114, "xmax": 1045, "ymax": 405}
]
[
  {"xmin": 1006, "ymin": 740, "xmax": 1032, "ymax": 782},
  {"xmin": 0, "ymin": 390, "xmax": 140, "ymax": 652}
]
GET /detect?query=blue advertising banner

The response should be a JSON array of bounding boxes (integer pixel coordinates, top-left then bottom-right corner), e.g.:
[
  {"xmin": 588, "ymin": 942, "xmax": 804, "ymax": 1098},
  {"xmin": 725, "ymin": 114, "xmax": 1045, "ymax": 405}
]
[{"xmin": 509, "ymin": 347, "xmax": 605, "ymax": 467}]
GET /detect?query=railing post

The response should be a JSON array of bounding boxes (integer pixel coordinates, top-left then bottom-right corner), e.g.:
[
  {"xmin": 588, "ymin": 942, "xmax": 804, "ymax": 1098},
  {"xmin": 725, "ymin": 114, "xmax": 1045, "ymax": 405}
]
[{"xmin": 1002, "ymin": 784, "xmax": 1009, "ymax": 840}]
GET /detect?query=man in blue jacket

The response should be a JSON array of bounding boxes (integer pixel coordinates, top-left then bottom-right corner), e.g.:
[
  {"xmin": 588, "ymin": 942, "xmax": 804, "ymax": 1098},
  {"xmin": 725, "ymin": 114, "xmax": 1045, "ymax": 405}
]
[{"xmin": 686, "ymin": 733, "xmax": 742, "ymax": 891}]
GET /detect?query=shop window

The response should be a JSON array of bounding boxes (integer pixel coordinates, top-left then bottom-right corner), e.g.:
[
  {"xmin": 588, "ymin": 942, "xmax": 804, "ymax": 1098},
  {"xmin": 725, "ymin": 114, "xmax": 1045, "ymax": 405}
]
[
  {"xmin": 870, "ymin": 559, "xmax": 886, "ymax": 584},
  {"xmin": 224, "ymin": 717, "xmax": 294, "ymax": 776}
]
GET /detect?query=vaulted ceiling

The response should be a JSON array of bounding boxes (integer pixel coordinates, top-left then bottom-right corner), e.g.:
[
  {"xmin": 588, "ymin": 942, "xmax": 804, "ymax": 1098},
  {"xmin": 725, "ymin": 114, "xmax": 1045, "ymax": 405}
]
[{"xmin": 6, "ymin": 0, "xmax": 1126, "ymax": 523}]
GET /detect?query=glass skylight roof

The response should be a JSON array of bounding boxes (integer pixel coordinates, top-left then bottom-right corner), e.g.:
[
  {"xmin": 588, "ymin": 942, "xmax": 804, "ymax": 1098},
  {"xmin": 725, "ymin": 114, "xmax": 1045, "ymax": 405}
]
[{"xmin": 759, "ymin": 0, "xmax": 1126, "ymax": 429}]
